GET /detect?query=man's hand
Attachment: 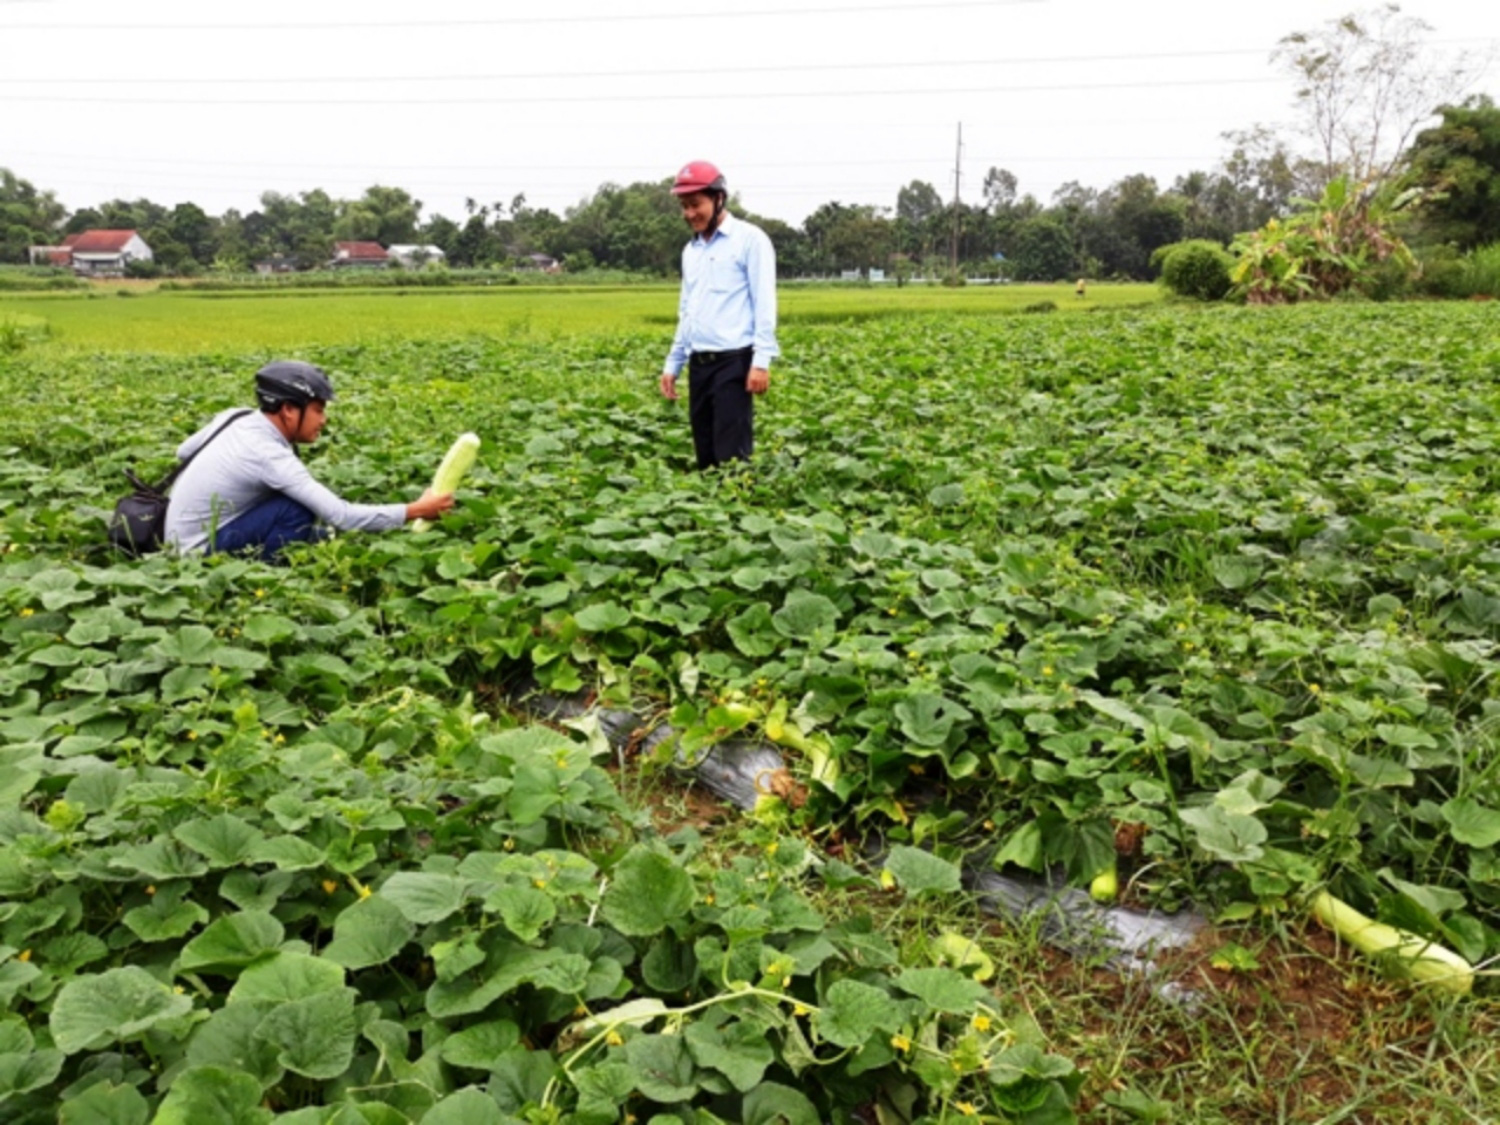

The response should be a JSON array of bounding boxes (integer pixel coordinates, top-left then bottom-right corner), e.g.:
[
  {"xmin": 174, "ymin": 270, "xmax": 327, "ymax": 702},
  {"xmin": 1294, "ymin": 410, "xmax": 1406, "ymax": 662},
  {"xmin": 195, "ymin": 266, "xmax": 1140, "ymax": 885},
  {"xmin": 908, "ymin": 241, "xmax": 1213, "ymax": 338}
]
[
  {"xmin": 747, "ymin": 367, "xmax": 770, "ymax": 395},
  {"xmin": 406, "ymin": 488, "xmax": 457, "ymax": 523},
  {"xmin": 660, "ymin": 373, "xmax": 679, "ymax": 400}
]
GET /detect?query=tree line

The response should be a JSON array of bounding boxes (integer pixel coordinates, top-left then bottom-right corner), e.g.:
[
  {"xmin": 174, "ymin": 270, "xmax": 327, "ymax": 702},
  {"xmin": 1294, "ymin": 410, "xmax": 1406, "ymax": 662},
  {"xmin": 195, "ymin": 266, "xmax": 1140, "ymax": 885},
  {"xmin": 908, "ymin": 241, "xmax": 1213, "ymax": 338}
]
[{"xmin": 4, "ymin": 7, "xmax": 1497, "ymax": 282}]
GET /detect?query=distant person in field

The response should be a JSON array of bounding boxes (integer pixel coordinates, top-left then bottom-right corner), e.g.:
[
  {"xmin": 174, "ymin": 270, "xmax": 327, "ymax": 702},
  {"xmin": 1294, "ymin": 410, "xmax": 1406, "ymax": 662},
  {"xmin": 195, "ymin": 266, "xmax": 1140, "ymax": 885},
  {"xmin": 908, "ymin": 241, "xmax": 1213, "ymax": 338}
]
[
  {"xmin": 658, "ymin": 160, "xmax": 779, "ymax": 470},
  {"xmin": 165, "ymin": 361, "xmax": 454, "ymax": 560},
  {"xmin": 1076, "ymin": 278, "xmax": 1087, "ymax": 298}
]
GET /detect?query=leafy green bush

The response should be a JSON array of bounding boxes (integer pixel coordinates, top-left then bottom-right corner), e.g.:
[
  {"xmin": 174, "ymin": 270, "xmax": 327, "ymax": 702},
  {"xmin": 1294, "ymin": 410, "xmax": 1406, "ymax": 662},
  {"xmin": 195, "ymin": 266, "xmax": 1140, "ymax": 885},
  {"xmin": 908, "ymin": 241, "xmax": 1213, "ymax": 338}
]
[
  {"xmin": 1457, "ymin": 242, "xmax": 1500, "ymax": 297},
  {"xmin": 1158, "ymin": 240, "xmax": 1234, "ymax": 301},
  {"xmin": 1231, "ymin": 178, "xmax": 1420, "ymax": 304}
]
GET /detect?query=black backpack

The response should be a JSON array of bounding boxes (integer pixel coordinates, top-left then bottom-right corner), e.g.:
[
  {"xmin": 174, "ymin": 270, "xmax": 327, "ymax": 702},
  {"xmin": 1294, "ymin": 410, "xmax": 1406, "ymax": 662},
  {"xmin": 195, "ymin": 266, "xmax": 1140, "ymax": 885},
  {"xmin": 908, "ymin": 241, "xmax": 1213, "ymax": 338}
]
[{"xmin": 108, "ymin": 409, "xmax": 253, "ymax": 556}]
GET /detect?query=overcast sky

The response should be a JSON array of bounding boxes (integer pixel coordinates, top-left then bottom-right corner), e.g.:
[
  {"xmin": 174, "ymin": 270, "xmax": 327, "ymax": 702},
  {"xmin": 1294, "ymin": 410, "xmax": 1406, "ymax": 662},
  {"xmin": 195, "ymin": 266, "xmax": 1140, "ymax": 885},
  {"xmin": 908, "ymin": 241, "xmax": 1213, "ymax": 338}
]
[{"xmin": 2, "ymin": 0, "xmax": 1497, "ymax": 226}]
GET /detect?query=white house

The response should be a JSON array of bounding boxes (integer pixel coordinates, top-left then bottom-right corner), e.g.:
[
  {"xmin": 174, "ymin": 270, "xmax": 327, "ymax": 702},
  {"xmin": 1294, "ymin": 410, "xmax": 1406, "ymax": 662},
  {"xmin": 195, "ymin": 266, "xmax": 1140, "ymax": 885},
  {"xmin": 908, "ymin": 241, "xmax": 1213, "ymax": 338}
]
[
  {"xmin": 386, "ymin": 244, "xmax": 446, "ymax": 268},
  {"xmin": 58, "ymin": 230, "xmax": 154, "ymax": 276}
]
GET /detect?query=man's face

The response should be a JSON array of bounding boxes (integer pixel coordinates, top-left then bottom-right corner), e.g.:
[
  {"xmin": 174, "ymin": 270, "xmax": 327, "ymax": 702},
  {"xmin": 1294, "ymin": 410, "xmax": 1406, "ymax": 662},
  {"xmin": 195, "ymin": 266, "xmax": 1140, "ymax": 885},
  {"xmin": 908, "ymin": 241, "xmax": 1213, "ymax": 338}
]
[
  {"xmin": 283, "ymin": 400, "xmax": 328, "ymax": 443},
  {"xmin": 679, "ymin": 191, "xmax": 717, "ymax": 235}
]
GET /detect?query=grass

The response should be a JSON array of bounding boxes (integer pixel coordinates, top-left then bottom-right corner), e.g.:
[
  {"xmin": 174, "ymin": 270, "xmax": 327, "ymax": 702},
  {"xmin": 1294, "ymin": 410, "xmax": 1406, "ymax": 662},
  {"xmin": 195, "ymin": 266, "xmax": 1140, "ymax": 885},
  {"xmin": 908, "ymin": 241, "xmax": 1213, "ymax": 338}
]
[
  {"xmin": 0, "ymin": 280, "xmax": 1159, "ymax": 353},
  {"xmin": 626, "ymin": 771, "xmax": 1500, "ymax": 1123}
]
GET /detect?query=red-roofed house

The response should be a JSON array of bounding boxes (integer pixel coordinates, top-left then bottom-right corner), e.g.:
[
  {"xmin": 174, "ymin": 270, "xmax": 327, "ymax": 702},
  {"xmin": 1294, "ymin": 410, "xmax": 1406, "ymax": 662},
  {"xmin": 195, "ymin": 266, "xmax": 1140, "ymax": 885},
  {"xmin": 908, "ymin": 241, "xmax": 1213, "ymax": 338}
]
[
  {"xmin": 33, "ymin": 230, "xmax": 154, "ymax": 276},
  {"xmin": 332, "ymin": 241, "xmax": 389, "ymax": 268}
]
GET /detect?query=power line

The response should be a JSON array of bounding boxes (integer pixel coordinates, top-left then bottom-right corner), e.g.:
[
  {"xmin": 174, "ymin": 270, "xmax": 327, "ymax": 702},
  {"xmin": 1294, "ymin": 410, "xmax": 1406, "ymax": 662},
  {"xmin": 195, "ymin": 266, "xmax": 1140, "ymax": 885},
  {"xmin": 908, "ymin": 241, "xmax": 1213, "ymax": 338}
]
[
  {"xmin": 0, "ymin": 75, "xmax": 1283, "ymax": 107},
  {"xmin": 0, "ymin": 0, "xmax": 1038, "ymax": 32},
  {"xmin": 0, "ymin": 47, "xmax": 1281, "ymax": 86}
]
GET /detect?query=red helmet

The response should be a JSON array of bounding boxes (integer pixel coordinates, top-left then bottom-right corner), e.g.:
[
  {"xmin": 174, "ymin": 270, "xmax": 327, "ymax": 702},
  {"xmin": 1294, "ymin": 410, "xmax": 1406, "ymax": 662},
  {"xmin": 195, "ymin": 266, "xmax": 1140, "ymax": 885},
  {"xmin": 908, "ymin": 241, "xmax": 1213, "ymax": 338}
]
[{"xmin": 671, "ymin": 160, "xmax": 726, "ymax": 196}]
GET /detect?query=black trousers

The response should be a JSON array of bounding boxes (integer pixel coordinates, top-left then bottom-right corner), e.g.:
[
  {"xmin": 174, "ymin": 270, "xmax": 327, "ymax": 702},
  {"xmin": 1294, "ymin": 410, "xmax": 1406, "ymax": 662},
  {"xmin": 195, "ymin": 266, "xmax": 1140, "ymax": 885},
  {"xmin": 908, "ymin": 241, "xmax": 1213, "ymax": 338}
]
[{"xmin": 687, "ymin": 348, "xmax": 754, "ymax": 470}]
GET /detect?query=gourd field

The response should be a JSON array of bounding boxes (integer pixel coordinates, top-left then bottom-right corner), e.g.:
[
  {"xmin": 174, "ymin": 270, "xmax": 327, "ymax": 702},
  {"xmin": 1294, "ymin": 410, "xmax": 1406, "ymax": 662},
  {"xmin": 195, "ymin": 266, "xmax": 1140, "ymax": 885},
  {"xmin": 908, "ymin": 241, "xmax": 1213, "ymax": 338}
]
[{"xmin": 1, "ymin": 290, "xmax": 1498, "ymax": 1123}]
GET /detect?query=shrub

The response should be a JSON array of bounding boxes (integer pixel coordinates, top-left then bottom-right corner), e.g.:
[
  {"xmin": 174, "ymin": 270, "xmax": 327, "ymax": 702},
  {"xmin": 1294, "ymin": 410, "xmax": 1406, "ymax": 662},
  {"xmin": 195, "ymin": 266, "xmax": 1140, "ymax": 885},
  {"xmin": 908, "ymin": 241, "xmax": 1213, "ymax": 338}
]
[
  {"xmin": 1159, "ymin": 240, "xmax": 1234, "ymax": 301},
  {"xmin": 1230, "ymin": 178, "xmax": 1420, "ymax": 304},
  {"xmin": 1458, "ymin": 242, "xmax": 1500, "ymax": 297}
]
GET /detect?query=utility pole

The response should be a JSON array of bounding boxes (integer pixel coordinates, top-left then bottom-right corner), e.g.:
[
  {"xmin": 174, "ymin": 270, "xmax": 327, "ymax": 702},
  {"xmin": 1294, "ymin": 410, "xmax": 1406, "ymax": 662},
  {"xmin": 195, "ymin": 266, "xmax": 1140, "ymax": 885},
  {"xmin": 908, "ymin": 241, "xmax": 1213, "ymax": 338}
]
[{"xmin": 950, "ymin": 122, "xmax": 963, "ymax": 272}]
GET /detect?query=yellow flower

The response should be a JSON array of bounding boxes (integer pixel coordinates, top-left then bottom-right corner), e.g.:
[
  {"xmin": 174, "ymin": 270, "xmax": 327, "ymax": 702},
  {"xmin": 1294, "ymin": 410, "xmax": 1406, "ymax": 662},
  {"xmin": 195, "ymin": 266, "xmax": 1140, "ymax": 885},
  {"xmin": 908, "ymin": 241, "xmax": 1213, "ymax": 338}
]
[
  {"xmin": 186, "ymin": 731, "xmax": 198, "ymax": 741},
  {"xmin": 145, "ymin": 885, "xmax": 156, "ymax": 896},
  {"xmin": 174, "ymin": 985, "xmax": 186, "ymax": 994},
  {"xmin": 703, "ymin": 894, "xmax": 715, "ymax": 906},
  {"xmin": 982, "ymin": 820, "xmax": 995, "ymax": 832},
  {"xmin": 1041, "ymin": 665, "xmax": 1054, "ymax": 677},
  {"xmin": 1309, "ymin": 683, "xmax": 1321, "ymax": 694},
  {"xmin": 793, "ymin": 1003, "xmax": 810, "ymax": 1017},
  {"xmin": 358, "ymin": 884, "xmax": 372, "ymax": 899},
  {"xmin": 322, "ymin": 880, "xmax": 339, "ymax": 895},
  {"xmin": 765, "ymin": 841, "xmax": 778, "ymax": 856},
  {"xmin": 605, "ymin": 1030, "xmax": 624, "ymax": 1047},
  {"xmin": 972, "ymin": 1014, "xmax": 992, "ymax": 1032},
  {"xmin": 275, "ymin": 733, "xmax": 286, "ymax": 744},
  {"xmin": 503, "ymin": 838, "xmax": 515, "ymax": 851},
  {"xmin": 19, "ymin": 607, "xmax": 33, "ymax": 618},
  {"xmin": 956, "ymin": 1102, "xmax": 978, "ymax": 1117},
  {"xmin": 533, "ymin": 879, "xmax": 548, "ymax": 889},
  {"xmin": 891, "ymin": 1034, "xmax": 911, "ymax": 1052},
  {"xmin": 255, "ymin": 588, "xmax": 265, "ymax": 598},
  {"xmin": 17, "ymin": 949, "xmax": 31, "ymax": 962}
]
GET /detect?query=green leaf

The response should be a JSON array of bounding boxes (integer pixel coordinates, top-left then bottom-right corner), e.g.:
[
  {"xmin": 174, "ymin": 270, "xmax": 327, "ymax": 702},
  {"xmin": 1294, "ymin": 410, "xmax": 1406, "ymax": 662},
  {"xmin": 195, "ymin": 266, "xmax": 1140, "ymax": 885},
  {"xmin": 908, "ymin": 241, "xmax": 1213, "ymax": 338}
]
[
  {"xmin": 185, "ymin": 1001, "xmax": 284, "ymax": 1088},
  {"xmin": 242, "ymin": 615, "xmax": 300, "ymax": 645},
  {"xmin": 0, "ymin": 1045, "xmax": 64, "ymax": 1097},
  {"xmin": 726, "ymin": 603, "xmax": 779, "ymax": 658},
  {"xmin": 122, "ymin": 894, "xmax": 208, "ymax": 942},
  {"xmin": 178, "ymin": 911, "xmax": 285, "ymax": 974},
  {"xmin": 322, "ymin": 895, "xmax": 416, "ymax": 970},
  {"xmin": 772, "ymin": 591, "xmax": 839, "ymax": 641},
  {"xmin": 379, "ymin": 873, "xmax": 468, "ymax": 925},
  {"xmin": 816, "ymin": 978, "xmax": 894, "ymax": 1048},
  {"xmin": 574, "ymin": 602, "xmax": 631, "ymax": 632},
  {"xmin": 173, "ymin": 815, "xmax": 267, "ymax": 868},
  {"xmin": 1180, "ymin": 806, "xmax": 1267, "ymax": 863},
  {"xmin": 600, "ymin": 847, "xmax": 694, "ymax": 936},
  {"xmin": 625, "ymin": 1033, "xmax": 699, "ymax": 1102},
  {"xmin": 893, "ymin": 692, "xmax": 971, "ymax": 749},
  {"xmin": 58, "ymin": 1081, "xmax": 151, "ymax": 1125},
  {"xmin": 438, "ymin": 1020, "xmax": 521, "ymax": 1070},
  {"xmin": 884, "ymin": 845, "xmax": 962, "ymax": 896},
  {"xmin": 218, "ymin": 871, "xmax": 295, "ymax": 912},
  {"xmin": 1441, "ymin": 797, "xmax": 1500, "ymax": 848},
  {"xmin": 152, "ymin": 625, "xmax": 219, "ymax": 665},
  {"xmin": 50, "ymin": 966, "xmax": 194, "ymax": 1054},
  {"xmin": 153, "ymin": 1065, "xmax": 272, "ymax": 1125},
  {"xmin": 685, "ymin": 1018, "xmax": 775, "ymax": 1092},
  {"xmin": 742, "ymin": 1081, "xmax": 821, "ymax": 1125},
  {"xmin": 487, "ymin": 1046, "xmax": 558, "ymax": 1113},
  {"xmin": 497, "ymin": 886, "xmax": 556, "ymax": 944},
  {"xmin": 247, "ymin": 835, "xmax": 326, "ymax": 871},
  {"xmin": 256, "ymin": 988, "xmax": 358, "ymax": 1080},
  {"xmin": 228, "ymin": 951, "xmax": 345, "ymax": 1004},
  {"xmin": 1210, "ymin": 555, "xmax": 1262, "ymax": 590},
  {"xmin": 108, "ymin": 837, "xmax": 209, "ymax": 881},
  {"xmin": 573, "ymin": 1061, "xmax": 638, "ymax": 1120},
  {"xmin": 895, "ymin": 966, "xmax": 987, "ymax": 1013},
  {"xmin": 423, "ymin": 1087, "xmax": 507, "ymax": 1125},
  {"xmin": 927, "ymin": 482, "xmax": 965, "ymax": 508}
]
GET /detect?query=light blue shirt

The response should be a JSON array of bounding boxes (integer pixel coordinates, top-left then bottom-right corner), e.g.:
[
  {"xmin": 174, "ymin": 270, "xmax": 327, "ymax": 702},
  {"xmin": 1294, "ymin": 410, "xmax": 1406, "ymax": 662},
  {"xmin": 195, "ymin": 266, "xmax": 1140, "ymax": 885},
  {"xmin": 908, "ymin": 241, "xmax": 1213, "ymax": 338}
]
[{"xmin": 663, "ymin": 212, "xmax": 779, "ymax": 376}]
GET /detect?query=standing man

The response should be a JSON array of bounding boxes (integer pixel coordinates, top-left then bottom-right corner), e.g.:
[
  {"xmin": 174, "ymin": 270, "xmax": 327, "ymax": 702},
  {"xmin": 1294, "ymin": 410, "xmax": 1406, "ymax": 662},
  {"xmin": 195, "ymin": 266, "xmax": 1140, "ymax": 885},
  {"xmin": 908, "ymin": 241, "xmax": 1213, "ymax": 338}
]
[
  {"xmin": 659, "ymin": 161, "xmax": 778, "ymax": 470},
  {"xmin": 165, "ymin": 360, "xmax": 454, "ymax": 559}
]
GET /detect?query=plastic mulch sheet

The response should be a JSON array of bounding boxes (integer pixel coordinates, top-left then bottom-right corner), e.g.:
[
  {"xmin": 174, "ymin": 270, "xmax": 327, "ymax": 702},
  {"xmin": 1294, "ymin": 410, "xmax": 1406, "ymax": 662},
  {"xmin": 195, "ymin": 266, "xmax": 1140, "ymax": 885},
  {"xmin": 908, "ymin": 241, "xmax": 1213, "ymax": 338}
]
[{"xmin": 507, "ymin": 681, "xmax": 1207, "ymax": 997}]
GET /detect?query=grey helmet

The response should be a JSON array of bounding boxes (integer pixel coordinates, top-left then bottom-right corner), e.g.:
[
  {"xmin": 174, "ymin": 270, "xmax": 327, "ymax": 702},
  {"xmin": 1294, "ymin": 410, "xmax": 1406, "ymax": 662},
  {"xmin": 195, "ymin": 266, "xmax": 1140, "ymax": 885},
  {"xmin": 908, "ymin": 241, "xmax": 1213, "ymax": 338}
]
[{"xmin": 255, "ymin": 360, "xmax": 336, "ymax": 411}]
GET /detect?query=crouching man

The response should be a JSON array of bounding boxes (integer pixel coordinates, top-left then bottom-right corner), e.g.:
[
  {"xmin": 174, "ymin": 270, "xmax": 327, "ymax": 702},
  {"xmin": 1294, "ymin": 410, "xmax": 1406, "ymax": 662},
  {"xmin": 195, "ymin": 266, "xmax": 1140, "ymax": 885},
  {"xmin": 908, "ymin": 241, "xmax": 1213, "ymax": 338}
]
[{"xmin": 165, "ymin": 360, "xmax": 454, "ymax": 559}]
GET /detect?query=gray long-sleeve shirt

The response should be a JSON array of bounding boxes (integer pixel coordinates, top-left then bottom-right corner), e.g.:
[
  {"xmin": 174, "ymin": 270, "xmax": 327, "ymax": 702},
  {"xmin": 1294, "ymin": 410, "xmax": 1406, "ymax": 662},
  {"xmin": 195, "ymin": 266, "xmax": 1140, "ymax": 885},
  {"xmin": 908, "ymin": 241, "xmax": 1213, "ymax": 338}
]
[{"xmin": 164, "ymin": 408, "xmax": 406, "ymax": 553}]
